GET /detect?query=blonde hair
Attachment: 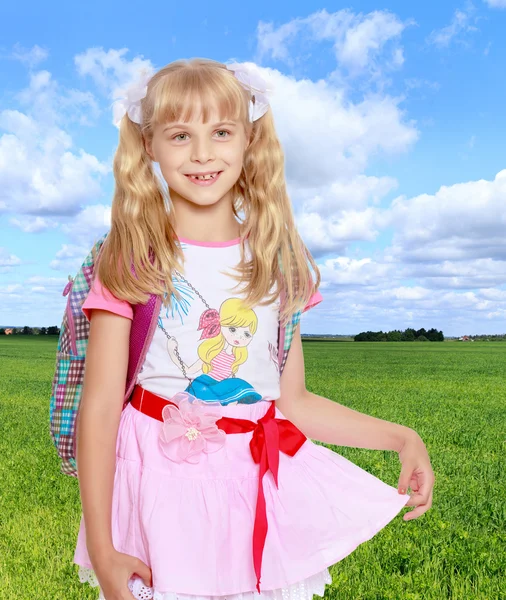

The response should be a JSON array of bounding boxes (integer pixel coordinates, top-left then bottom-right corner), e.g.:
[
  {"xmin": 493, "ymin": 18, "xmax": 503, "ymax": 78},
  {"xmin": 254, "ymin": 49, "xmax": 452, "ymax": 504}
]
[
  {"xmin": 198, "ymin": 298, "xmax": 257, "ymax": 375},
  {"xmin": 95, "ymin": 57, "xmax": 320, "ymax": 326}
]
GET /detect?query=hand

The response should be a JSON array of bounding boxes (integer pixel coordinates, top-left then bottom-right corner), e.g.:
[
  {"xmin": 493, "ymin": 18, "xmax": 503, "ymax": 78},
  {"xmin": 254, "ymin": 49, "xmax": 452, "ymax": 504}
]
[
  {"xmin": 91, "ymin": 548, "xmax": 152, "ymax": 600},
  {"xmin": 397, "ymin": 429, "xmax": 435, "ymax": 521}
]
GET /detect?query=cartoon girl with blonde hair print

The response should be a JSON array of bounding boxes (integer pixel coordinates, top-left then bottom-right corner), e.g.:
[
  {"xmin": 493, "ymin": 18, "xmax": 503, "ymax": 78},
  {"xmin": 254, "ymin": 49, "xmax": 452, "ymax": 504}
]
[{"xmin": 165, "ymin": 297, "xmax": 263, "ymax": 405}]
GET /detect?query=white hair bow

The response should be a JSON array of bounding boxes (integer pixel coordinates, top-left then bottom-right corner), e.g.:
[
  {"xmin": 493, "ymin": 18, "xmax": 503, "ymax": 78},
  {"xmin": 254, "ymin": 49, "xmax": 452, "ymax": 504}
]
[
  {"xmin": 112, "ymin": 62, "xmax": 271, "ymax": 127},
  {"xmin": 112, "ymin": 69, "xmax": 154, "ymax": 128},
  {"xmin": 224, "ymin": 62, "xmax": 271, "ymax": 122}
]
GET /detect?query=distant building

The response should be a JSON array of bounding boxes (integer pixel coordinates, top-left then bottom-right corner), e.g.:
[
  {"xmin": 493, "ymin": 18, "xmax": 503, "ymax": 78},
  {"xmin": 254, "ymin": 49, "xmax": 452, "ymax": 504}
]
[
  {"xmin": 5, "ymin": 328, "xmax": 13, "ymax": 335},
  {"xmin": 458, "ymin": 335, "xmax": 473, "ymax": 342}
]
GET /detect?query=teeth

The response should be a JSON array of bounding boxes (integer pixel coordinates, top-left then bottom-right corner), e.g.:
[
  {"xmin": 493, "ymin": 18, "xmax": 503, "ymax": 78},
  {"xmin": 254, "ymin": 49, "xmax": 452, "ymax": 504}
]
[{"xmin": 190, "ymin": 172, "xmax": 218, "ymax": 180}]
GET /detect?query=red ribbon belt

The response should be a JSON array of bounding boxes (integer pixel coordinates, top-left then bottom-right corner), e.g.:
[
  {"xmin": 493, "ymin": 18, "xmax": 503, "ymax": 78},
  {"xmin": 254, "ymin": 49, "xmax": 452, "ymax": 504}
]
[{"xmin": 130, "ymin": 385, "xmax": 308, "ymax": 593}]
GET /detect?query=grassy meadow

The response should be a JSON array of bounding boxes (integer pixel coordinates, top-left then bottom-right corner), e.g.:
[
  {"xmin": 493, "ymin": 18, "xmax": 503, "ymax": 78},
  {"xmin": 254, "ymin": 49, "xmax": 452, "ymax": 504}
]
[{"xmin": 0, "ymin": 336, "xmax": 504, "ymax": 599}]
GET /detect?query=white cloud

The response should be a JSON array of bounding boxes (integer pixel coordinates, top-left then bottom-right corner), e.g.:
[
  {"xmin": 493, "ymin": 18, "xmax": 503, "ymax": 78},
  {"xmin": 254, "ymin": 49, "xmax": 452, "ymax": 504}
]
[
  {"xmin": 403, "ymin": 258, "xmax": 506, "ymax": 289},
  {"xmin": 256, "ymin": 20, "xmax": 300, "ymax": 63},
  {"xmin": 28, "ymin": 275, "xmax": 72, "ymax": 290},
  {"xmin": 0, "ymin": 63, "xmax": 108, "ymax": 219},
  {"xmin": 245, "ymin": 58, "xmax": 416, "ymax": 250},
  {"xmin": 49, "ymin": 243, "xmax": 92, "ymax": 272},
  {"xmin": 11, "ymin": 44, "xmax": 49, "ymax": 67},
  {"xmin": 9, "ymin": 216, "xmax": 59, "ymax": 233},
  {"xmin": 257, "ymin": 8, "xmax": 413, "ymax": 81},
  {"xmin": 253, "ymin": 14, "xmax": 421, "ymax": 285},
  {"xmin": 75, "ymin": 47, "xmax": 155, "ymax": 92},
  {"xmin": 389, "ymin": 286, "xmax": 430, "ymax": 301},
  {"xmin": 318, "ymin": 255, "xmax": 393, "ymax": 286},
  {"xmin": 60, "ymin": 204, "xmax": 111, "ymax": 243},
  {"xmin": 46, "ymin": 204, "xmax": 111, "ymax": 271},
  {"xmin": 404, "ymin": 78, "xmax": 441, "ymax": 92},
  {"xmin": 315, "ymin": 10, "xmax": 406, "ymax": 73},
  {"xmin": 0, "ymin": 107, "xmax": 109, "ymax": 216},
  {"xmin": 74, "ymin": 47, "xmax": 155, "ymax": 126},
  {"xmin": 385, "ymin": 169, "xmax": 506, "ymax": 264},
  {"xmin": 0, "ymin": 247, "xmax": 22, "ymax": 273},
  {"xmin": 16, "ymin": 69, "xmax": 100, "ymax": 126},
  {"xmin": 0, "ymin": 283, "xmax": 23, "ymax": 294},
  {"xmin": 483, "ymin": 0, "xmax": 506, "ymax": 7},
  {"xmin": 298, "ymin": 167, "xmax": 506, "ymax": 335},
  {"xmin": 260, "ymin": 66, "xmax": 418, "ymax": 189},
  {"xmin": 304, "ymin": 278, "xmax": 506, "ymax": 336},
  {"xmin": 427, "ymin": 6, "xmax": 479, "ymax": 48},
  {"xmin": 0, "ymin": 275, "xmax": 74, "ymax": 327},
  {"xmin": 296, "ymin": 207, "xmax": 383, "ymax": 254},
  {"xmin": 297, "ymin": 174, "xmax": 398, "ymax": 214}
]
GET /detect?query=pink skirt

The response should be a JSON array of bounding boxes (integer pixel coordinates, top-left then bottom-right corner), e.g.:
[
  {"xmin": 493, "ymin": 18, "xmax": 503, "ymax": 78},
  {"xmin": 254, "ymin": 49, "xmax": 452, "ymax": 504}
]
[{"xmin": 74, "ymin": 397, "xmax": 411, "ymax": 599}]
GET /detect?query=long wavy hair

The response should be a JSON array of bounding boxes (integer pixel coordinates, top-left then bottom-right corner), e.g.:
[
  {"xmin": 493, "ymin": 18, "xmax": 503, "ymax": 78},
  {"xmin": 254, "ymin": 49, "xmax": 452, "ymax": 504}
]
[{"xmin": 94, "ymin": 57, "xmax": 320, "ymax": 326}]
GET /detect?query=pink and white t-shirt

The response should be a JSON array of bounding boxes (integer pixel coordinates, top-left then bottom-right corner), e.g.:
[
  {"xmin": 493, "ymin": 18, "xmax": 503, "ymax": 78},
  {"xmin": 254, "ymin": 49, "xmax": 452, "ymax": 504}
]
[{"xmin": 82, "ymin": 235, "xmax": 322, "ymax": 406}]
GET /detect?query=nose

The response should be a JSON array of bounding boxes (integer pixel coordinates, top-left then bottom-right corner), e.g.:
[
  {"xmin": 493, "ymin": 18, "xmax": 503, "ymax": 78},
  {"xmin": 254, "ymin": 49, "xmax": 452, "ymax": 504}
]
[{"xmin": 190, "ymin": 136, "xmax": 215, "ymax": 164}]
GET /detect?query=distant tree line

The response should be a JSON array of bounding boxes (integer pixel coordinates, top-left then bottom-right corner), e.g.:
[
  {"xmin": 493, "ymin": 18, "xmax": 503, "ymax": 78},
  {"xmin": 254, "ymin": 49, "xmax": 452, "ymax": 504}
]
[
  {"xmin": 0, "ymin": 326, "xmax": 60, "ymax": 335},
  {"xmin": 354, "ymin": 327, "xmax": 444, "ymax": 342},
  {"xmin": 464, "ymin": 334, "xmax": 506, "ymax": 342}
]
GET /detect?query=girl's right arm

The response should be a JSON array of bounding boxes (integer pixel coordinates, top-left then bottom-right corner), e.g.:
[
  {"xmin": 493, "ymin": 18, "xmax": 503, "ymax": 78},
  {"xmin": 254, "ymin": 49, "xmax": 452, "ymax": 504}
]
[{"xmin": 76, "ymin": 308, "xmax": 132, "ymax": 563}]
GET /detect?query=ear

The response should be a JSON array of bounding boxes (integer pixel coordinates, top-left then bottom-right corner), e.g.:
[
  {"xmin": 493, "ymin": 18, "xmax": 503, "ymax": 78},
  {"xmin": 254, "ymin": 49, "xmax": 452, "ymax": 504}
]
[{"xmin": 144, "ymin": 136, "xmax": 155, "ymax": 161}]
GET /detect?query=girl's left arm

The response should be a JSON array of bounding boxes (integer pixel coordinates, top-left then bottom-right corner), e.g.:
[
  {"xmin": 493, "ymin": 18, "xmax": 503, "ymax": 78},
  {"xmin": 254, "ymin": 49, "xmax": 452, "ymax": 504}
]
[
  {"xmin": 276, "ymin": 323, "xmax": 415, "ymax": 452},
  {"xmin": 277, "ymin": 323, "xmax": 435, "ymax": 519}
]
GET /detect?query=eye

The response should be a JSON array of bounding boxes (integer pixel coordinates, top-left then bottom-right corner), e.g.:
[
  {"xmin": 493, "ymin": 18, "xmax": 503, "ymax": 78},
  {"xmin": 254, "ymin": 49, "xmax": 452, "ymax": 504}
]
[
  {"xmin": 245, "ymin": 332, "xmax": 251, "ymax": 338},
  {"xmin": 229, "ymin": 327, "xmax": 236, "ymax": 333},
  {"xmin": 215, "ymin": 130, "xmax": 231, "ymax": 138},
  {"xmin": 173, "ymin": 133, "xmax": 189, "ymax": 141}
]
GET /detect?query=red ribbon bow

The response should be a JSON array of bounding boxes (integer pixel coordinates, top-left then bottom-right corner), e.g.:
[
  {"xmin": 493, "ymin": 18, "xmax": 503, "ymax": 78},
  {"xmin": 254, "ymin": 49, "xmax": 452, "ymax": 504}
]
[{"xmin": 216, "ymin": 402, "xmax": 307, "ymax": 593}]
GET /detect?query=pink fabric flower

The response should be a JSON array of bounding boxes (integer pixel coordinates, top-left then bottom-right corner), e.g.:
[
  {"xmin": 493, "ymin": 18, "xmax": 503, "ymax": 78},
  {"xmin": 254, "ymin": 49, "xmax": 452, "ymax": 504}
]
[{"xmin": 159, "ymin": 393, "xmax": 226, "ymax": 463}]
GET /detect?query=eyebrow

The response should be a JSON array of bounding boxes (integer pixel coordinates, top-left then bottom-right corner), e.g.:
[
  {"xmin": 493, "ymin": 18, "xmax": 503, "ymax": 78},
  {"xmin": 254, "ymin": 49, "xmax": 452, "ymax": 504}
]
[{"xmin": 163, "ymin": 120, "xmax": 238, "ymax": 133}]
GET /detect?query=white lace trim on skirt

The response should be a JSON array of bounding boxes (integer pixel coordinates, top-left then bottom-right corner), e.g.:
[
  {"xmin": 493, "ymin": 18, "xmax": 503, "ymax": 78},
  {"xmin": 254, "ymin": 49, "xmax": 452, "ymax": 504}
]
[{"xmin": 78, "ymin": 565, "xmax": 332, "ymax": 600}]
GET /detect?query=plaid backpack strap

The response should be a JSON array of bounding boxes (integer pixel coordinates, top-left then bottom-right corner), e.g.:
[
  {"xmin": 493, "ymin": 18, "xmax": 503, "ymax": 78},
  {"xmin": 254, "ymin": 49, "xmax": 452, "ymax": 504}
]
[
  {"xmin": 278, "ymin": 307, "xmax": 303, "ymax": 377},
  {"xmin": 49, "ymin": 233, "xmax": 108, "ymax": 477},
  {"xmin": 276, "ymin": 248, "xmax": 303, "ymax": 377}
]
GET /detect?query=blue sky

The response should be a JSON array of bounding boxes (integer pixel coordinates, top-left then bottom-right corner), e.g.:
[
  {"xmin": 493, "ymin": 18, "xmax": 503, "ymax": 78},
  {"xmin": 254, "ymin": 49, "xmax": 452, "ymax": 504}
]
[{"xmin": 1, "ymin": 0, "xmax": 506, "ymax": 335}]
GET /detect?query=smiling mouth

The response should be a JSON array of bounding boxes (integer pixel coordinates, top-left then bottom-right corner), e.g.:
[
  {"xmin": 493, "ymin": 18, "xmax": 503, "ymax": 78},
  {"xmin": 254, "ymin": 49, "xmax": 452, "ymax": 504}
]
[{"xmin": 185, "ymin": 171, "xmax": 222, "ymax": 181}]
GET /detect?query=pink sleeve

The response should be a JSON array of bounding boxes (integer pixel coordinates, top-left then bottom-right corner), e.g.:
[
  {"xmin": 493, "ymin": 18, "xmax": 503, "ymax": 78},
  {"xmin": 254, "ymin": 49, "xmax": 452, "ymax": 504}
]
[
  {"xmin": 81, "ymin": 275, "xmax": 134, "ymax": 322},
  {"xmin": 303, "ymin": 288, "xmax": 323, "ymax": 313}
]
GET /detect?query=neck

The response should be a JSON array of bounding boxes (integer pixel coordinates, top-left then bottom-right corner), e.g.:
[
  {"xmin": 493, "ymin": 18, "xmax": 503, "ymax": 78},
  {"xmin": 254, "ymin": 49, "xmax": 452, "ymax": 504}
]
[
  {"xmin": 176, "ymin": 224, "xmax": 242, "ymax": 243},
  {"xmin": 172, "ymin": 195, "xmax": 243, "ymax": 243}
]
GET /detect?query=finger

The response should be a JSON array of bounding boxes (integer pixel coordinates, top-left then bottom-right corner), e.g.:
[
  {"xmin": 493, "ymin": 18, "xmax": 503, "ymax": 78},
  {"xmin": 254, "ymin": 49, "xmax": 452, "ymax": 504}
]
[
  {"xmin": 404, "ymin": 491, "xmax": 426, "ymax": 506},
  {"xmin": 403, "ymin": 503, "xmax": 430, "ymax": 521},
  {"xmin": 136, "ymin": 560, "xmax": 153, "ymax": 587},
  {"xmin": 403, "ymin": 488, "xmax": 433, "ymax": 520},
  {"xmin": 411, "ymin": 476, "xmax": 435, "ymax": 503},
  {"xmin": 397, "ymin": 469, "xmax": 413, "ymax": 494}
]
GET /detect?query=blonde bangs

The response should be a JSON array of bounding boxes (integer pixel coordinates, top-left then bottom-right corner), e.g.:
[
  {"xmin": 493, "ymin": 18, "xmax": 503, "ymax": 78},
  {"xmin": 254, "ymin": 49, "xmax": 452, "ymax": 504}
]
[{"xmin": 148, "ymin": 64, "xmax": 249, "ymax": 128}]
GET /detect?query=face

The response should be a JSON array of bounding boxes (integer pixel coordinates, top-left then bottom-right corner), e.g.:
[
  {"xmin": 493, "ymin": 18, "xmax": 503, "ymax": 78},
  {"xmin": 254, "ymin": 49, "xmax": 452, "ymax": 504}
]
[
  {"xmin": 221, "ymin": 324, "xmax": 254, "ymax": 348},
  {"xmin": 146, "ymin": 102, "xmax": 250, "ymax": 208}
]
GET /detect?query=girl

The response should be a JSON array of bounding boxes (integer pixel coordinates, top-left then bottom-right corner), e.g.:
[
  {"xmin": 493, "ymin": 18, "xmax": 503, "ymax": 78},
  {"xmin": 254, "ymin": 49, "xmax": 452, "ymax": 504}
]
[{"xmin": 73, "ymin": 58, "xmax": 434, "ymax": 600}]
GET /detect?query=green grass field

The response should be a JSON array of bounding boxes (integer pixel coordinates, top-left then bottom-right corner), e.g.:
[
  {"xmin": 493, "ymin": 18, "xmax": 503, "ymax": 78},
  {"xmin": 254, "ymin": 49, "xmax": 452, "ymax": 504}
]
[{"xmin": 0, "ymin": 336, "xmax": 504, "ymax": 599}]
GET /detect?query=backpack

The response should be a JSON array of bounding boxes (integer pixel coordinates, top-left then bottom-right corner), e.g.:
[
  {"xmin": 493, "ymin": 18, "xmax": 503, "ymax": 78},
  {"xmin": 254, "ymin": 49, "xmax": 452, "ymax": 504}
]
[{"xmin": 49, "ymin": 233, "xmax": 305, "ymax": 478}]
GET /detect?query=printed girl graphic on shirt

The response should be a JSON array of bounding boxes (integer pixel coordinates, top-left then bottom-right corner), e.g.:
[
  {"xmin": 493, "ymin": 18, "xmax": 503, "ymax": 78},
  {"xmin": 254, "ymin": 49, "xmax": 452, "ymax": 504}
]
[{"xmin": 165, "ymin": 297, "xmax": 263, "ymax": 406}]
